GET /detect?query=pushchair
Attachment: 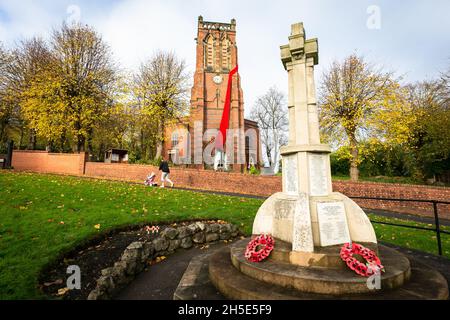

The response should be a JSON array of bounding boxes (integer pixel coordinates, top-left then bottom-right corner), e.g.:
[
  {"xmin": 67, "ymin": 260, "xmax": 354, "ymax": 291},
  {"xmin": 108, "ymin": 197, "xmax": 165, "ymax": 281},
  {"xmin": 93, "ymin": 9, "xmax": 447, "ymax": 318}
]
[{"xmin": 144, "ymin": 172, "xmax": 158, "ymax": 187}]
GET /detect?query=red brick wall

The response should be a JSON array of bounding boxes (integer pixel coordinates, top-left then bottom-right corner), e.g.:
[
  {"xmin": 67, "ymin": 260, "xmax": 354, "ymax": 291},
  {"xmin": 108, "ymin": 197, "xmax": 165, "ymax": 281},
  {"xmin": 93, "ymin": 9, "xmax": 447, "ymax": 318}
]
[
  {"xmin": 12, "ymin": 150, "xmax": 87, "ymax": 176},
  {"xmin": 332, "ymin": 180, "xmax": 450, "ymax": 220},
  {"xmin": 84, "ymin": 162, "xmax": 450, "ymax": 219},
  {"xmin": 84, "ymin": 162, "xmax": 282, "ymax": 196}
]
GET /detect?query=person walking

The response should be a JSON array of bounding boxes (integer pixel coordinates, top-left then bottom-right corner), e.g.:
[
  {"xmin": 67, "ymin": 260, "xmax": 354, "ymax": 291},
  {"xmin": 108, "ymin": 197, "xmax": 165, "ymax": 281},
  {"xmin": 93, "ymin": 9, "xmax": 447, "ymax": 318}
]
[{"xmin": 159, "ymin": 157, "xmax": 174, "ymax": 188}]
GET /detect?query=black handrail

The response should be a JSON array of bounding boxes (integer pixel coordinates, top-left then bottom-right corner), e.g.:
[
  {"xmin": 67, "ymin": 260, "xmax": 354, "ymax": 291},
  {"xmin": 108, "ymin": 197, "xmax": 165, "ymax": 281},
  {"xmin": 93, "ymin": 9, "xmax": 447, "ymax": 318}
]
[{"xmin": 349, "ymin": 196, "xmax": 449, "ymax": 256}]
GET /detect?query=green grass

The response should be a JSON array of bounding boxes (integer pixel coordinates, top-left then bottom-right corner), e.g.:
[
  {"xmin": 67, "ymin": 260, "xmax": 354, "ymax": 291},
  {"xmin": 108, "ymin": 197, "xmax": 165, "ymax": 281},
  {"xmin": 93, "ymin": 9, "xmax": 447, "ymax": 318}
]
[
  {"xmin": 368, "ymin": 214, "xmax": 450, "ymax": 257},
  {"xmin": 0, "ymin": 171, "xmax": 448, "ymax": 299},
  {"xmin": 0, "ymin": 171, "xmax": 262, "ymax": 299}
]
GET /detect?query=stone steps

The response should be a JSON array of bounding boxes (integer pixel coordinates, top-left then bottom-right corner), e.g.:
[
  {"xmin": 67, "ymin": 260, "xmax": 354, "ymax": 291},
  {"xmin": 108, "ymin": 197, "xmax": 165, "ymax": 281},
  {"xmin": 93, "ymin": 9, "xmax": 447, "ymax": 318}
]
[{"xmin": 208, "ymin": 240, "xmax": 449, "ymax": 299}]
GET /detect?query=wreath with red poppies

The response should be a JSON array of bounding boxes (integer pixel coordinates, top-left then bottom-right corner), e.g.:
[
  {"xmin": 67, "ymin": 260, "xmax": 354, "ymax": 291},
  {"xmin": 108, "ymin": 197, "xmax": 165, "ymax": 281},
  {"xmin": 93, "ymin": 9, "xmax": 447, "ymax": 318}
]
[
  {"xmin": 245, "ymin": 234, "xmax": 275, "ymax": 262},
  {"xmin": 340, "ymin": 242, "xmax": 385, "ymax": 277}
]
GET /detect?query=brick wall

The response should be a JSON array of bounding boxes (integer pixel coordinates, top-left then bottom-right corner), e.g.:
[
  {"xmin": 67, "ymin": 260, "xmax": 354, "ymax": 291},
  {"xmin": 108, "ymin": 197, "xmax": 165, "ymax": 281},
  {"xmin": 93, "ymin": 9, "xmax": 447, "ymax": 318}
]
[
  {"xmin": 332, "ymin": 180, "xmax": 450, "ymax": 220},
  {"xmin": 11, "ymin": 150, "xmax": 450, "ymax": 220},
  {"xmin": 84, "ymin": 162, "xmax": 282, "ymax": 196},
  {"xmin": 12, "ymin": 150, "xmax": 87, "ymax": 176},
  {"xmin": 84, "ymin": 162, "xmax": 450, "ymax": 220}
]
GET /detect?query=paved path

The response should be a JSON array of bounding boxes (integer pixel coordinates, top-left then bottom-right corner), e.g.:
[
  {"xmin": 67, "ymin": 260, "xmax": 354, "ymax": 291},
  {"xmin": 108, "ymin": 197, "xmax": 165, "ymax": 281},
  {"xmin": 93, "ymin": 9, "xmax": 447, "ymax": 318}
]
[{"xmin": 116, "ymin": 243, "xmax": 228, "ymax": 300}]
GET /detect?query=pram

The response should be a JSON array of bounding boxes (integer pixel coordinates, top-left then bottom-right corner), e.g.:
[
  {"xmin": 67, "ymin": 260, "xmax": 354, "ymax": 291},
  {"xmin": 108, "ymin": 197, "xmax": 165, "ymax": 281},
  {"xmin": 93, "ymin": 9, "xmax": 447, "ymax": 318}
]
[{"xmin": 144, "ymin": 172, "xmax": 158, "ymax": 187}]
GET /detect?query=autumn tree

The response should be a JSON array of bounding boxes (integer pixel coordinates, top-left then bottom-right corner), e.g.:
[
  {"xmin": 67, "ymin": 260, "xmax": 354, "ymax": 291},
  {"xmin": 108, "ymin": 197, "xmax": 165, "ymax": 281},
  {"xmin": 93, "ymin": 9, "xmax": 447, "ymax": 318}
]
[
  {"xmin": 318, "ymin": 54, "xmax": 399, "ymax": 181},
  {"xmin": 405, "ymin": 80, "xmax": 450, "ymax": 180},
  {"xmin": 5, "ymin": 38, "xmax": 56, "ymax": 150},
  {"xmin": 132, "ymin": 51, "xmax": 189, "ymax": 161},
  {"xmin": 88, "ymin": 76, "xmax": 131, "ymax": 160},
  {"xmin": 18, "ymin": 23, "xmax": 117, "ymax": 153},
  {"xmin": 0, "ymin": 44, "xmax": 13, "ymax": 148},
  {"xmin": 250, "ymin": 86, "xmax": 288, "ymax": 173}
]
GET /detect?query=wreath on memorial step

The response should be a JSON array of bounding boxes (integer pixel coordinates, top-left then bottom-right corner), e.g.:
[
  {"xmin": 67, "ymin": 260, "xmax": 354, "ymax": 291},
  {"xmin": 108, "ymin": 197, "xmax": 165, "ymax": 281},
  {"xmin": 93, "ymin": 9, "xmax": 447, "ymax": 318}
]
[
  {"xmin": 245, "ymin": 234, "xmax": 275, "ymax": 262},
  {"xmin": 340, "ymin": 242, "xmax": 385, "ymax": 277}
]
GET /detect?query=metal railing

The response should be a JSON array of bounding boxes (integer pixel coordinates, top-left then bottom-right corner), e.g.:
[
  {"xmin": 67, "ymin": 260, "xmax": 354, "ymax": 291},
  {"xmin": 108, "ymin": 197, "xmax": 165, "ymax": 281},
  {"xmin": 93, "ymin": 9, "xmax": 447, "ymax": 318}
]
[{"xmin": 350, "ymin": 196, "xmax": 450, "ymax": 256}]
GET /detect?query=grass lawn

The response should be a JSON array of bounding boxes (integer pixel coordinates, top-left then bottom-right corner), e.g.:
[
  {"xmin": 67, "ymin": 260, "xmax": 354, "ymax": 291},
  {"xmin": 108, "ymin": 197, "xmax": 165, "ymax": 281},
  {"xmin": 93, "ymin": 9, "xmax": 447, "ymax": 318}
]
[{"xmin": 0, "ymin": 171, "xmax": 448, "ymax": 299}]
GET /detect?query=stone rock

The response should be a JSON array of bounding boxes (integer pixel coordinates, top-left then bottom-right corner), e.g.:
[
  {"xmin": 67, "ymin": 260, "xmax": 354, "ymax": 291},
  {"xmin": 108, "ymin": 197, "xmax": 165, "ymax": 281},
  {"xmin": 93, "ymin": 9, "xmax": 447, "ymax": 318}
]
[
  {"xmin": 206, "ymin": 233, "xmax": 219, "ymax": 243},
  {"xmin": 187, "ymin": 223, "xmax": 199, "ymax": 234},
  {"xmin": 141, "ymin": 242, "xmax": 154, "ymax": 263},
  {"xmin": 124, "ymin": 260, "xmax": 137, "ymax": 276},
  {"xmin": 177, "ymin": 226, "xmax": 191, "ymax": 239},
  {"xmin": 209, "ymin": 224, "xmax": 220, "ymax": 233},
  {"xmin": 153, "ymin": 238, "xmax": 169, "ymax": 252},
  {"xmin": 220, "ymin": 224, "xmax": 232, "ymax": 233},
  {"xmin": 101, "ymin": 267, "xmax": 114, "ymax": 277},
  {"xmin": 87, "ymin": 288, "xmax": 107, "ymax": 300},
  {"xmin": 112, "ymin": 261, "xmax": 131, "ymax": 285},
  {"xmin": 192, "ymin": 232, "xmax": 206, "ymax": 244},
  {"xmin": 220, "ymin": 232, "xmax": 231, "ymax": 240},
  {"xmin": 180, "ymin": 237, "xmax": 193, "ymax": 249},
  {"xmin": 121, "ymin": 242, "xmax": 142, "ymax": 262},
  {"xmin": 161, "ymin": 227, "xmax": 178, "ymax": 240},
  {"xmin": 168, "ymin": 239, "xmax": 181, "ymax": 252},
  {"xmin": 127, "ymin": 241, "xmax": 143, "ymax": 250},
  {"xmin": 113, "ymin": 261, "xmax": 127, "ymax": 274},
  {"xmin": 195, "ymin": 222, "xmax": 206, "ymax": 231},
  {"xmin": 96, "ymin": 275, "xmax": 115, "ymax": 293}
]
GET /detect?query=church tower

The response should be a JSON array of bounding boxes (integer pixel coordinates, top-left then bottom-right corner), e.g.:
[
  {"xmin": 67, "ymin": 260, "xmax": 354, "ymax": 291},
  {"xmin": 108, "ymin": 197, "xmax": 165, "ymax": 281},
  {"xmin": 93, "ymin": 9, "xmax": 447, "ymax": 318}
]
[
  {"xmin": 164, "ymin": 16, "xmax": 261, "ymax": 171},
  {"xmin": 189, "ymin": 16, "xmax": 247, "ymax": 171}
]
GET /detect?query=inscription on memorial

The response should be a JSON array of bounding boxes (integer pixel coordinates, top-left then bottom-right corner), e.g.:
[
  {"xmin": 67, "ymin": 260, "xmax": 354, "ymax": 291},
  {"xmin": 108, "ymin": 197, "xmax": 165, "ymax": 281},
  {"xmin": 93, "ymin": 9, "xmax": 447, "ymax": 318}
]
[
  {"xmin": 284, "ymin": 155, "xmax": 298, "ymax": 194},
  {"xmin": 316, "ymin": 201, "xmax": 350, "ymax": 246},
  {"xmin": 308, "ymin": 153, "xmax": 328, "ymax": 196},
  {"xmin": 292, "ymin": 196, "xmax": 314, "ymax": 252},
  {"xmin": 274, "ymin": 199, "xmax": 295, "ymax": 220}
]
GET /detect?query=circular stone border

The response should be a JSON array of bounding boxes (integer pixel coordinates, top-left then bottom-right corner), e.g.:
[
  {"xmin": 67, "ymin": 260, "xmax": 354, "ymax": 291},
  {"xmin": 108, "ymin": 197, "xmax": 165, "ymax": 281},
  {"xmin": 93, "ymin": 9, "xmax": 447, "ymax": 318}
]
[{"xmin": 87, "ymin": 221, "xmax": 241, "ymax": 300}]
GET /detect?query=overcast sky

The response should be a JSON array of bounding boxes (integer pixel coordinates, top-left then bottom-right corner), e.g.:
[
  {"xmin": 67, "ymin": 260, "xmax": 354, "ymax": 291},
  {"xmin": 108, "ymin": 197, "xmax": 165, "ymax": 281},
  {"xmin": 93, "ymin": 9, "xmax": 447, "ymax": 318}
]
[{"xmin": 1, "ymin": 0, "xmax": 449, "ymax": 117}]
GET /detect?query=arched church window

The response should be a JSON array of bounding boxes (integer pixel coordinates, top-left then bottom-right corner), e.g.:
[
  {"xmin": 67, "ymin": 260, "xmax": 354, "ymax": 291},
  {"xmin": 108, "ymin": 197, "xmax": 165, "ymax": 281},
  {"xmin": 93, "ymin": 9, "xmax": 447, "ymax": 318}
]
[
  {"xmin": 205, "ymin": 35, "xmax": 215, "ymax": 70},
  {"xmin": 221, "ymin": 37, "xmax": 231, "ymax": 70}
]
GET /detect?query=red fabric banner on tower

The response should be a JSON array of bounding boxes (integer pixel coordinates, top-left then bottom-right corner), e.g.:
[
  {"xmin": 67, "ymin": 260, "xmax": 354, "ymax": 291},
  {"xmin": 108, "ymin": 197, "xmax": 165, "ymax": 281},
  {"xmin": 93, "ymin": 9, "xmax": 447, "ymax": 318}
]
[{"xmin": 215, "ymin": 65, "xmax": 239, "ymax": 151}]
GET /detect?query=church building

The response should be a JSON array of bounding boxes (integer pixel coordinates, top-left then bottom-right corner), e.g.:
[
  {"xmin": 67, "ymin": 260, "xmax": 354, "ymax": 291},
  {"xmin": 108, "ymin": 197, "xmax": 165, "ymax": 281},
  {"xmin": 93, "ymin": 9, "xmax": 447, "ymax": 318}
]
[{"xmin": 163, "ymin": 16, "xmax": 261, "ymax": 172}]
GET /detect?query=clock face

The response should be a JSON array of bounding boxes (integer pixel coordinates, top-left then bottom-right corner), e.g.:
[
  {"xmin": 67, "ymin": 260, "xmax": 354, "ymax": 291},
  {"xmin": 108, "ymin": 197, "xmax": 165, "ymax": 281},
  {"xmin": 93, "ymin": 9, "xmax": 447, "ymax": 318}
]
[{"xmin": 213, "ymin": 75, "xmax": 223, "ymax": 84}]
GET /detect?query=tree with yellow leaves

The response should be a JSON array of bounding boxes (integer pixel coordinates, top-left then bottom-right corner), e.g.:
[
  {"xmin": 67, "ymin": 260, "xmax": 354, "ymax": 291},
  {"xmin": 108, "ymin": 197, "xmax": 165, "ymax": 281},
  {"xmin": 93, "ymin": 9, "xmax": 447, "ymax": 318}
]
[
  {"xmin": 132, "ymin": 51, "xmax": 189, "ymax": 161},
  {"xmin": 318, "ymin": 54, "xmax": 403, "ymax": 181},
  {"xmin": 19, "ymin": 23, "xmax": 117, "ymax": 153}
]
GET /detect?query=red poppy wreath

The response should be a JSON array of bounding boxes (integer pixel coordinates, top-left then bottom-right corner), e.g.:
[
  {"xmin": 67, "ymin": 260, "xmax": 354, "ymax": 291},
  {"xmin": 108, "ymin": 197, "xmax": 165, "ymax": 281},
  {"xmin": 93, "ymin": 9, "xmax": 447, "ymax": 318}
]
[
  {"xmin": 245, "ymin": 234, "xmax": 275, "ymax": 262},
  {"xmin": 340, "ymin": 242, "xmax": 385, "ymax": 277}
]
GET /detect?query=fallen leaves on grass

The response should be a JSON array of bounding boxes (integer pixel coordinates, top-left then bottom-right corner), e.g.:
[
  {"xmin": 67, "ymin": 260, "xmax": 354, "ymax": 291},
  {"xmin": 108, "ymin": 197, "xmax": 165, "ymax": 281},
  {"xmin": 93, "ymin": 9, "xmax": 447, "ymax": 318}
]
[{"xmin": 57, "ymin": 287, "xmax": 69, "ymax": 296}]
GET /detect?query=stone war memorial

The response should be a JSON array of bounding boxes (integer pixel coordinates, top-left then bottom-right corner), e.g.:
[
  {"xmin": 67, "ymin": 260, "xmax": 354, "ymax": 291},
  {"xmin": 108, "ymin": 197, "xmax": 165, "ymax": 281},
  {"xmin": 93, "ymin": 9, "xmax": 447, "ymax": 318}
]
[{"xmin": 175, "ymin": 22, "xmax": 449, "ymax": 300}]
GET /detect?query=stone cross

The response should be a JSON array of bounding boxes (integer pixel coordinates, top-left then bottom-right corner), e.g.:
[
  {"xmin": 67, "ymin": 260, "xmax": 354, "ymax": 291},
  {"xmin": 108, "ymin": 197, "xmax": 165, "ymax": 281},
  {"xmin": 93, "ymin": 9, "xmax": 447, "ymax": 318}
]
[
  {"xmin": 281, "ymin": 22, "xmax": 320, "ymax": 147},
  {"xmin": 279, "ymin": 23, "xmax": 333, "ymax": 197}
]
